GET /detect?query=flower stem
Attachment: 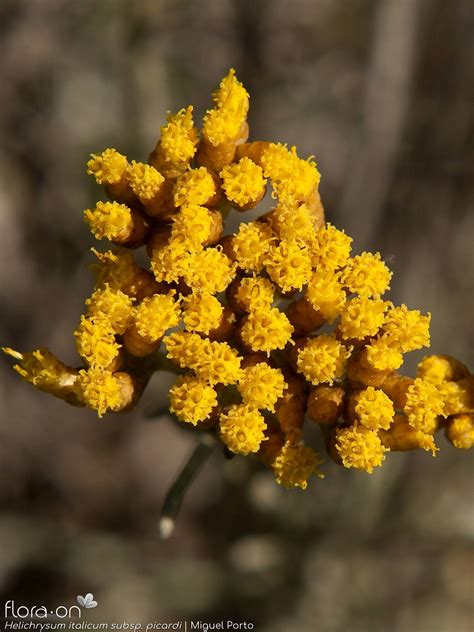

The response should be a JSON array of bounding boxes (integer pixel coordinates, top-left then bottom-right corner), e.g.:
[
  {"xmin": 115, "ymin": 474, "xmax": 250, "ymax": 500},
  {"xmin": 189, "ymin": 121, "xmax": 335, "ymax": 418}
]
[{"xmin": 159, "ymin": 432, "xmax": 217, "ymax": 539}]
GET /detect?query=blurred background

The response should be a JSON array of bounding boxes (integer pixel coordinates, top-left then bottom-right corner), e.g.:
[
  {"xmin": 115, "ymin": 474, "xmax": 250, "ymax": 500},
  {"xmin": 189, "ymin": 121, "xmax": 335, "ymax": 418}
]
[{"xmin": 0, "ymin": 1, "xmax": 473, "ymax": 630}]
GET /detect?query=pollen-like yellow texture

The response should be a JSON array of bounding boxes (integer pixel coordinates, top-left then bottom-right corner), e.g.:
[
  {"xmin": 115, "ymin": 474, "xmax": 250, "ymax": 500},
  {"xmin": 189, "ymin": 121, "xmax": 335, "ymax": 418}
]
[
  {"xmin": 306, "ymin": 269, "xmax": 347, "ymax": 323},
  {"xmin": 91, "ymin": 249, "xmax": 141, "ymax": 296},
  {"xmin": 74, "ymin": 316, "xmax": 120, "ymax": 369},
  {"xmin": 134, "ymin": 292, "xmax": 181, "ymax": 342},
  {"xmin": 342, "ymin": 252, "xmax": 392, "ymax": 297},
  {"xmin": 438, "ymin": 380, "xmax": 472, "ymax": 416},
  {"xmin": 160, "ymin": 106, "xmax": 198, "ymax": 165},
  {"xmin": 311, "ymin": 223, "xmax": 352, "ymax": 270},
  {"xmin": 169, "ymin": 375, "xmax": 218, "ymax": 425},
  {"xmin": 220, "ymin": 157, "xmax": 266, "ymax": 207},
  {"xmin": 174, "ymin": 167, "xmax": 216, "ymax": 207},
  {"xmin": 151, "ymin": 242, "xmax": 193, "ymax": 284},
  {"xmin": 196, "ymin": 340, "xmax": 242, "ymax": 386},
  {"xmin": 404, "ymin": 378, "xmax": 444, "ymax": 433},
  {"xmin": 78, "ymin": 368, "xmax": 123, "ymax": 418},
  {"xmin": 4, "ymin": 347, "xmax": 68, "ymax": 390},
  {"xmin": 364, "ymin": 336, "xmax": 404, "ymax": 371},
  {"xmin": 297, "ymin": 335, "xmax": 351, "ymax": 385},
  {"xmin": 203, "ymin": 69, "xmax": 249, "ymax": 146},
  {"xmin": 269, "ymin": 203, "xmax": 316, "ymax": 246},
  {"xmin": 417, "ymin": 355, "xmax": 458, "ymax": 384},
  {"xmin": 241, "ymin": 307, "xmax": 294, "ymax": 353},
  {"xmin": 165, "ymin": 331, "xmax": 212, "ymax": 372},
  {"xmin": 84, "ymin": 201, "xmax": 133, "ymax": 241},
  {"xmin": 127, "ymin": 161, "xmax": 164, "ymax": 201},
  {"xmin": 261, "ymin": 143, "xmax": 320, "ymax": 205},
  {"xmin": 171, "ymin": 205, "xmax": 215, "ymax": 249},
  {"xmin": 265, "ymin": 242, "xmax": 312, "ymax": 293},
  {"xmin": 336, "ymin": 425, "xmax": 388, "ymax": 473},
  {"xmin": 87, "ymin": 148, "xmax": 128, "ymax": 185},
  {"xmin": 85, "ymin": 285, "xmax": 135, "ymax": 335},
  {"xmin": 238, "ymin": 363, "xmax": 287, "ymax": 412},
  {"xmin": 184, "ymin": 248, "xmax": 236, "ymax": 294},
  {"xmin": 354, "ymin": 387, "xmax": 394, "ymax": 431},
  {"xmin": 383, "ymin": 305, "xmax": 431, "ymax": 352},
  {"xmin": 234, "ymin": 277, "xmax": 275, "ymax": 311},
  {"xmin": 183, "ymin": 292, "xmax": 223, "ymax": 334},
  {"xmin": 219, "ymin": 404, "xmax": 267, "ymax": 455},
  {"xmin": 338, "ymin": 297, "xmax": 389, "ymax": 340},
  {"xmin": 410, "ymin": 430, "xmax": 439, "ymax": 456},
  {"xmin": 231, "ymin": 221, "xmax": 274, "ymax": 273},
  {"xmin": 446, "ymin": 414, "xmax": 474, "ymax": 449},
  {"xmin": 272, "ymin": 436, "xmax": 323, "ymax": 489}
]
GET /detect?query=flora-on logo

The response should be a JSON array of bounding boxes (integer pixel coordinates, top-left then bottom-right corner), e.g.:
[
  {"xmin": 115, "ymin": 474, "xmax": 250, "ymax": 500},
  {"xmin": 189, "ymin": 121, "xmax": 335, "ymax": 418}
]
[
  {"xmin": 77, "ymin": 593, "xmax": 98, "ymax": 609},
  {"xmin": 5, "ymin": 600, "xmax": 82, "ymax": 619}
]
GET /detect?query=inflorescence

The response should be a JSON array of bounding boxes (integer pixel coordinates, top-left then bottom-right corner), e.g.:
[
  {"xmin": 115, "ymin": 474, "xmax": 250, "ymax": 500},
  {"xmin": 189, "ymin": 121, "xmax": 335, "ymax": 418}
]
[{"xmin": 4, "ymin": 69, "xmax": 473, "ymax": 491}]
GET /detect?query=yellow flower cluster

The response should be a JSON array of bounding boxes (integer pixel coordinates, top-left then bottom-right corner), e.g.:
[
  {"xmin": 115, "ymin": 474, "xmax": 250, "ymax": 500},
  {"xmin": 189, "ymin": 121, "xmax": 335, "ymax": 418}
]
[{"xmin": 4, "ymin": 69, "xmax": 472, "ymax": 495}]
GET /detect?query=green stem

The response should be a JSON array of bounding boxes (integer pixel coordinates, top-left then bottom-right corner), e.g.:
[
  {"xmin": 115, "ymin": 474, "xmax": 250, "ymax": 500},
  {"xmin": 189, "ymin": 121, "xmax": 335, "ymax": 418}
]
[{"xmin": 159, "ymin": 432, "xmax": 217, "ymax": 538}]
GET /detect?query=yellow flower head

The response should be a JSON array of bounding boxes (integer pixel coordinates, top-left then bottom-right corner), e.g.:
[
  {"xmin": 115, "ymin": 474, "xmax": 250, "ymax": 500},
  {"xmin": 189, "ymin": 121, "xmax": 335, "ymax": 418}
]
[
  {"xmin": 383, "ymin": 304, "xmax": 431, "ymax": 352},
  {"xmin": 169, "ymin": 375, "xmax": 218, "ymax": 425},
  {"xmin": 311, "ymin": 223, "xmax": 352, "ymax": 270},
  {"xmin": 354, "ymin": 386, "xmax": 394, "ymax": 431},
  {"xmin": 338, "ymin": 297, "xmax": 389, "ymax": 340},
  {"xmin": 272, "ymin": 435, "xmax": 323, "ymax": 489},
  {"xmin": 231, "ymin": 221, "xmax": 274, "ymax": 273},
  {"xmin": 171, "ymin": 205, "xmax": 215, "ymax": 250},
  {"xmin": 85, "ymin": 285, "xmax": 135, "ymax": 335},
  {"xmin": 165, "ymin": 331, "xmax": 212, "ymax": 372},
  {"xmin": 438, "ymin": 380, "xmax": 472, "ymax": 416},
  {"xmin": 219, "ymin": 404, "xmax": 267, "ymax": 455},
  {"xmin": 183, "ymin": 292, "xmax": 224, "ymax": 335},
  {"xmin": 269, "ymin": 203, "xmax": 317, "ymax": 246},
  {"xmin": 220, "ymin": 157, "xmax": 266, "ymax": 207},
  {"xmin": 380, "ymin": 418, "xmax": 439, "ymax": 456},
  {"xmin": 305, "ymin": 269, "xmax": 347, "ymax": 323},
  {"xmin": 446, "ymin": 414, "xmax": 474, "ymax": 450},
  {"xmin": 234, "ymin": 276, "xmax": 275, "ymax": 311},
  {"xmin": 417, "ymin": 355, "xmax": 459, "ymax": 384},
  {"xmin": 134, "ymin": 292, "xmax": 181, "ymax": 342},
  {"xmin": 203, "ymin": 69, "xmax": 249, "ymax": 146},
  {"xmin": 241, "ymin": 307, "xmax": 294, "ymax": 354},
  {"xmin": 404, "ymin": 378, "xmax": 444, "ymax": 433},
  {"xmin": 197, "ymin": 340, "xmax": 242, "ymax": 386},
  {"xmin": 160, "ymin": 106, "xmax": 198, "ymax": 165},
  {"xmin": 127, "ymin": 161, "xmax": 164, "ymax": 201},
  {"xmin": 261, "ymin": 143, "xmax": 320, "ymax": 205},
  {"xmin": 74, "ymin": 316, "xmax": 121, "ymax": 369},
  {"xmin": 173, "ymin": 167, "xmax": 217, "ymax": 207},
  {"xmin": 265, "ymin": 241, "xmax": 312, "ymax": 293},
  {"xmin": 151, "ymin": 241, "xmax": 194, "ymax": 284},
  {"xmin": 341, "ymin": 252, "xmax": 392, "ymax": 298},
  {"xmin": 78, "ymin": 368, "xmax": 123, "ymax": 418},
  {"xmin": 364, "ymin": 336, "xmax": 404, "ymax": 371},
  {"xmin": 238, "ymin": 363, "xmax": 287, "ymax": 412},
  {"xmin": 184, "ymin": 247, "xmax": 236, "ymax": 294},
  {"xmin": 335, "ymin": 425, "xmax": 388, "ymax": 473},
  {"xmin": 3, "ymin": 347, "xmax": 68, "ymax": 391},
  {"xmin": 84, "ymin": 201, "xmax": 133, "ymax": 241},
  {"xmin": 297, "ymin": 335, "xmax": 351, "ymax": 385},
  {"xmin": 87, "ymin": 148, "xmax": 127, "ymax": 185},
  {"xmin": 91, "ymin": 248, "xmax": 141, "ymax": 296},
  {"xmin": 8, "ymin": 66, "xmax": 471, "ymax": 491}
]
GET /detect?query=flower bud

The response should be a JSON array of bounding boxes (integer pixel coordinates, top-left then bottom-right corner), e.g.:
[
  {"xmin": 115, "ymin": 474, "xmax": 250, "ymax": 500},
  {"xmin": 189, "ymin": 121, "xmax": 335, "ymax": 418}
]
[{"xmin": 307, "ymin": 385, "xmax": 345, "ymax": 425}]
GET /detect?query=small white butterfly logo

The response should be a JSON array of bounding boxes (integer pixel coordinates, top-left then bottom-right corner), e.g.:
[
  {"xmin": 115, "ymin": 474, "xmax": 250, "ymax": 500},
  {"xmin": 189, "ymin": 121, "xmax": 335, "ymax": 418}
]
[{"xmin": 77, "ymin": 593, "xmax": 98, "ymax": 609}]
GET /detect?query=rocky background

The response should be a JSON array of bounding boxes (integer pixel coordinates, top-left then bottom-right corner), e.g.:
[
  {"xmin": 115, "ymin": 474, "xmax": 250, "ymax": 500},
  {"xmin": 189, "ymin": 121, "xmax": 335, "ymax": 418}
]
[{"xmin": 0, "ymin": 1, "xmax": 473, "ymax": 630}]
